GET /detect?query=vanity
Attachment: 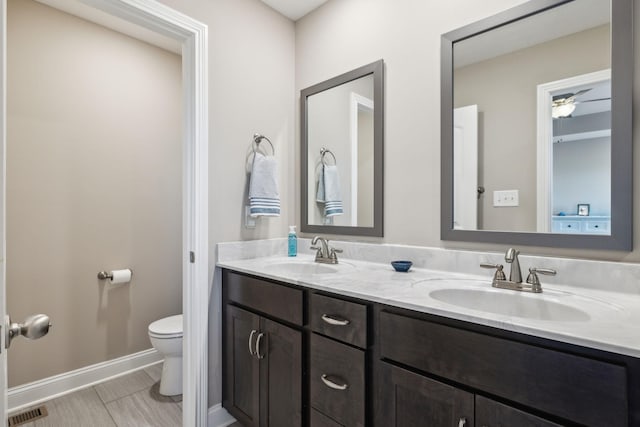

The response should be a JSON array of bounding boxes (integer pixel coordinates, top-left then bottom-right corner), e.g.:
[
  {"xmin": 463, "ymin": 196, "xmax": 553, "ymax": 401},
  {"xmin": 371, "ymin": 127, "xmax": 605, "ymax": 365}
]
[{"xmin": 219, "ymin": 247, "xmax": 640, "ymax": 427}]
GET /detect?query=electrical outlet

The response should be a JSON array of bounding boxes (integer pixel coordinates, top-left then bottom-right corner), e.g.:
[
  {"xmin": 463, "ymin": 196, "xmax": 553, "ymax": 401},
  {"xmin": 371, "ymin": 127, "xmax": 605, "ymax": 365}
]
[{"xmin": 493, "ymin": 190, "xmax": 519, "ymax": 207}]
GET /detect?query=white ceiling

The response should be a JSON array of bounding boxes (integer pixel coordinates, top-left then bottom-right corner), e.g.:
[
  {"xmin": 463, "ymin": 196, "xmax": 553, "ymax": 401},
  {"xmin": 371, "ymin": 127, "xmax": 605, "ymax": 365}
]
[
  {"xmin": 454, "ymin": 0, "xmax": 610, "ymax": 68},
  {"xmin": 260, "ymin": 0, "xmax": 329, "ymax": 21}
]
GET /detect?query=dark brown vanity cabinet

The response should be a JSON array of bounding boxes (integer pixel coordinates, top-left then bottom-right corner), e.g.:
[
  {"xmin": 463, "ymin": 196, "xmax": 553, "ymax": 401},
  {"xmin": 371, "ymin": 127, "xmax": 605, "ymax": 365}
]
[
  {"xmin": 377, "ymin": 309, "xmax": 629, "ymax": 427},
  {"xmin": 222, "ymin": 269, "xmax": 639, "ymax": 427},
  {"xmin": 223, "ymin": 271, "xmax": 303, "ymax": 427}
]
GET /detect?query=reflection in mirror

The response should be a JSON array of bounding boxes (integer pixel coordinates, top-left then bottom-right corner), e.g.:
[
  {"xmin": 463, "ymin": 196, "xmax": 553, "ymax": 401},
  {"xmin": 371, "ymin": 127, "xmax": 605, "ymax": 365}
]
[
  {"xmin": 453, "ymin": 0, "xmax": 610, "ymax": 234},
  {"xmin": 301, "ymin": 60, "xmax": 383, "ymax": 237},
  {"xmin": 307, "ymin": 74, "xmax": 374, "ymax": 227},
  {"xmin": 441, "ymin": 0, "xmax": 632, "ymax": 250}
]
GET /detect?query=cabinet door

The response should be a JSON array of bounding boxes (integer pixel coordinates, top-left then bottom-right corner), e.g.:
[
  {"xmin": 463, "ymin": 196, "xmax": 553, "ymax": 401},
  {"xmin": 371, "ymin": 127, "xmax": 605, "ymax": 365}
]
[
  {"xmin": 260, "ymin": 317, "xmax": 302, "ymax": 427},
  {"xmin": 224, "ymin": 305, "xmax": 260, "ymax": 427},
  {"xmin": 476, "ymin": 396, "xmax": 563, "ymax": 427},
  {"xmin": 376, "ymin": 361, "xmax": 474, "ymax": 427}
]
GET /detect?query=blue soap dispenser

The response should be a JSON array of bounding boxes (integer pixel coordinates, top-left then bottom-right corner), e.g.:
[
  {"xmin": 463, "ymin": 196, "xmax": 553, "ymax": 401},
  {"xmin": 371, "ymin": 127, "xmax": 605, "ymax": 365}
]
[{"xmin": 288, "ymin": 225, "xmax": 297, "ymax": 257}]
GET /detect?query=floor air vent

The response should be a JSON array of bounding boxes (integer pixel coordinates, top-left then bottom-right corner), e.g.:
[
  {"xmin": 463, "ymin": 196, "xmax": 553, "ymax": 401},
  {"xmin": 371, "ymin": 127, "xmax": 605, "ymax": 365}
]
[{"xmin": 7, "ymin": 406, "xmax": 48, "ymax": 426}]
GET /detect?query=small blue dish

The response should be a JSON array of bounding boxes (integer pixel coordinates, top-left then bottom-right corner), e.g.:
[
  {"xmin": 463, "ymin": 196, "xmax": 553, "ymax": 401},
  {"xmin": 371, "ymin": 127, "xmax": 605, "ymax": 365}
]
[{"xmin": 391, "ymin": 260, "xmax": 413, "ymax": 272}]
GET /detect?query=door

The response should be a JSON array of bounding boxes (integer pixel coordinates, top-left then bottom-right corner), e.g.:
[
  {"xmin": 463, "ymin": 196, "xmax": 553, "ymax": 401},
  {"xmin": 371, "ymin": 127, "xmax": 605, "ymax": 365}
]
[
  {"xmin": 376, "ymin": 361, "xmax": 474, "ymax": 427},
  {"xmin": 453, "ymin": 105, "xmax": 478, "ymax": 230},
  {"xmin": 224, "ymin": 305, "xmax": 260, "ymax": 427},
  {"xmin": 260, "ymin": 317, "xmax": 301, "ymax": 427}
]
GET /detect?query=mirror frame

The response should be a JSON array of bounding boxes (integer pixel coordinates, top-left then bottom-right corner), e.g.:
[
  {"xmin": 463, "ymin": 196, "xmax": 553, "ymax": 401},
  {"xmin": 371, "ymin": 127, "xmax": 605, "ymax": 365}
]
[
  {"xmin": 301, "ymin": 59, "xmax": 384, "ymax": 237},
  {"xmin": 441, "ymin": 0, "xmax": 633, "ymax": 250}
]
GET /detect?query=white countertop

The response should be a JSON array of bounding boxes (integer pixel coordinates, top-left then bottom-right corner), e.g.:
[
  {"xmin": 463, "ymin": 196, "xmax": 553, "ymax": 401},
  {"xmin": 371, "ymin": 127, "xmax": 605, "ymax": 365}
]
[{"xmin": 218, "ymin": 254, "xmax": 640, "ymax": 358}]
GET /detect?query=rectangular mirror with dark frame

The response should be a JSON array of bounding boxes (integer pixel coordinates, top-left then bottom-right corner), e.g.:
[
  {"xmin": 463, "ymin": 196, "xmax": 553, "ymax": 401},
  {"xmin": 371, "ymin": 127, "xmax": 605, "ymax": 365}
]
[
  {"xmin": 301, "ymin": 60, "xmax": 384, "ymax": 237},
  {"xmin": 441, "ymin": 0, "xmax": 632, "ymax": 250}
]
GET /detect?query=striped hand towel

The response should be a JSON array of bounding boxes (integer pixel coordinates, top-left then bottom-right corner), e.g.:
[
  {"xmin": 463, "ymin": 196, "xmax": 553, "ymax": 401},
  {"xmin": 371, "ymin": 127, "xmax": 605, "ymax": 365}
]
[
  {"xmin": 316, "ymin": 164, "xmax": 343, "ymax": 217},
  {"xmin": 249, "ymin": 152, "xmax": 280, "ymax": 216}
]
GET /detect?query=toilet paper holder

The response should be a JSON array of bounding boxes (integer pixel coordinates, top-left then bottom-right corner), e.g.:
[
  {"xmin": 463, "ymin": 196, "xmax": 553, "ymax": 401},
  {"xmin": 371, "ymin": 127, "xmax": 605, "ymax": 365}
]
[{"xmin": 97, "ymin": 270, "xmax": 133, "ymax": 280}]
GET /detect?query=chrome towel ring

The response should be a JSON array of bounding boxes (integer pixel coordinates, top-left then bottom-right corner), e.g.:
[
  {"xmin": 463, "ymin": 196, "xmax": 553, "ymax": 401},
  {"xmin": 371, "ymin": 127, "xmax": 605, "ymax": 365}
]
[
  {"xmin": 253, "ymin": 134, "xmax": 275, "ymax": 155},
  {"xmin": 320, "ymin": 147, "xmax": 336, "ymax": 165}
]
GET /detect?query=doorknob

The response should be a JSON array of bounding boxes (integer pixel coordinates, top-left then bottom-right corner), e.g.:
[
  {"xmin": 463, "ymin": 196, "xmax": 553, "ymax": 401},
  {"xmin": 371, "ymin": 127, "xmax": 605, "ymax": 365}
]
[{"xmin": 5, "ymin": 314, "xmax": 52, "ymax": 349}]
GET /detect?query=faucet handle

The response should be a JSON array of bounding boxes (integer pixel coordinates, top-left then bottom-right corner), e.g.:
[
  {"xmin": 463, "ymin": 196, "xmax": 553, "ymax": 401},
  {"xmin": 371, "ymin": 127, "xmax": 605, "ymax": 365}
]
[
  {"xmin": 525, "ymin": 267, "xmax": 556, "ymax": 292},
  {"xmin": 480, "ymin": 263, "xmax": 506, "ymax": 281}
]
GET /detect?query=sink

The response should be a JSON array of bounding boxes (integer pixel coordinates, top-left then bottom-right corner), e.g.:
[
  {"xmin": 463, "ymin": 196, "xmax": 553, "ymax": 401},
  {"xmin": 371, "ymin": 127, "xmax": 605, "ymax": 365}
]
[
  {"xmin": 429, "ymin": 288, "xmax": 592, "ymax": 322},
  {"xmin": 262, "ymin": 261, "xmax": 340, "ymax": 275}
]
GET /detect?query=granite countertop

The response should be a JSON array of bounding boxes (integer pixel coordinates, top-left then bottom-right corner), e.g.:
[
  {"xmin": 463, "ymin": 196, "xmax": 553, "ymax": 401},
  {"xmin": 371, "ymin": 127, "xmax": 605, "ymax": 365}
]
[{"xmin": 218, "ymin": 254, "xmax": 640, "ymax": 359}]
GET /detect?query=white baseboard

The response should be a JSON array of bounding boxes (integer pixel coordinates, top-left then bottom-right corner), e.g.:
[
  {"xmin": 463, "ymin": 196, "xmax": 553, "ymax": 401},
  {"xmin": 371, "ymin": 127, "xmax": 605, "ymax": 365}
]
[
  {"xmin": 8, "ymin": 348, "xmax": 163, "ymax": 412},
  {"xmin": 208, "ymin": 403, "xmax": 236, "ymax": 427}
]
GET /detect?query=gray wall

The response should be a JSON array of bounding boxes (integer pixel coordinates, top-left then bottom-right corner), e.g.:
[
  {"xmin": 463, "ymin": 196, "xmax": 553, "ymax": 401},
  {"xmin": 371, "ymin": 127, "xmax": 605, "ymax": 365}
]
[
  {"xmin": 453, "ymin": 25, "xmax": 610, "ymax": 231},
  {"xmin": 7, "ymin": 0, "xmax": 182, "ymax": 387},
  {"xmin": 554, "ymin": 137, "xmax": 611, "ymax": 216}
]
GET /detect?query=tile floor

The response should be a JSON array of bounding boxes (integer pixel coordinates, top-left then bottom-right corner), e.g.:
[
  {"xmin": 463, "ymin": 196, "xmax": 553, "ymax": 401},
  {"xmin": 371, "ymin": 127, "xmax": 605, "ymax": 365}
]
[{"xmin": 10, "ymin": 364, "xmax": 183, "ymax": 427}]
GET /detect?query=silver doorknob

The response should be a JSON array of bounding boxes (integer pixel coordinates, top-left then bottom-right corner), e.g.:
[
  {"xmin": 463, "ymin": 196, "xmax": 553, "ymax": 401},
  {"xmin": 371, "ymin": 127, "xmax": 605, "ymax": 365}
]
[{"xmin": 6, "ymin": 314, "xmax": 52, "ymax": 348}]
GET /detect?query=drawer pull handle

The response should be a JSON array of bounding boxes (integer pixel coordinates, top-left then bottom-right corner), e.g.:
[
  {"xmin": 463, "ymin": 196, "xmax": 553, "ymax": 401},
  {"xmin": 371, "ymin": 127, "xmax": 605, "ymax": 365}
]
[
  {"xmin": 458, "ymin": 417, "xmax": 467, "ymax": 427},
  {"xmin": 255, "ymin": 332, "xmax": 265, "ymax": 359},
  {"xmin": 321, "ymin": 374, "xmax": 348, "ymax": 390},
  {"xmin": 321, "ymin": 314, "xmax": 350, "ymax": 326},
  {"xmin": 248, "ymin": 329, "xmax": 257, "ymax": 356}
]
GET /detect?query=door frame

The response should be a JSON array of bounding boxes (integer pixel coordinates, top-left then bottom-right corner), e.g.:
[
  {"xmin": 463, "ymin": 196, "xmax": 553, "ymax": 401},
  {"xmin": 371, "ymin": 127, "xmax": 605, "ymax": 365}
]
[
  {"xmin": 0, "ymin": 0, "xmax": 209, "ymax": 425},
  {"xmin": 535, "ymin": 69, "xmax": 610, "ymax": 233}
]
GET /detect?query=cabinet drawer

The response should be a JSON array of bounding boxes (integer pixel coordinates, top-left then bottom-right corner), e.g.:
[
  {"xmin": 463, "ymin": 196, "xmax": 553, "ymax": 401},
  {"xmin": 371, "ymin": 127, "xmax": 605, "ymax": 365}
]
[
  {"xmin": 223, "ymin": 270, "xmax": 302, "ymax": 325},
  {"xmin": 310, "ymin": 334, "xmax": 365, "ymax": 427},
  {"xmin": 310, "ymin": 293, "xmax": 367, "ymax": 348},
  {"xmin": 379, "ymin": 311, "xmax": 627, "ymax": 426},
  {"xmin": 553, "ymin": 220, "xmax": 580, "ymax": 233},
  {"xmin": 476, "ymin": 395, "xmax": 562, "ymax": 427},
  {"xmin": 584, "ymin": 220, "xmax": 609, "ymax": 233}
]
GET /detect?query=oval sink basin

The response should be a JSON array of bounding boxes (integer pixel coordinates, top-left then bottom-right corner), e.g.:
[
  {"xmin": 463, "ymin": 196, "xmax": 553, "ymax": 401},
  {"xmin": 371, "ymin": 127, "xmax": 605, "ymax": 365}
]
[
  {"xmin": 429, "ymin": 288, "xmax": 591, "ymax": 322},
  {"xmin": 262, "ymin": 262, "xmax": 339, "ymax": 275}
]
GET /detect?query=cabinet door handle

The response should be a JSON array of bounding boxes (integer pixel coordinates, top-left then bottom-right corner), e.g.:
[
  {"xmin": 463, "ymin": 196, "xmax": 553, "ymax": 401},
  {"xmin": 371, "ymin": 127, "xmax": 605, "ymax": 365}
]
[
  {"xmin": 320, "ymin": 374, "xmax": 348, "ymax": 390},
  {"xmin": 458, "ymin": 417, "xmax": 467, "ymax": 427},
  {"xmin": 321, "ymin": 314, "xmax": 350, "ymax": 326},
  {"xmin": 248, "ymin": 329, "xmax": 257, "ymax": 356},
  {"xmin": 255, "ymin": 332, "xmax": 265, "ymax": 359}
]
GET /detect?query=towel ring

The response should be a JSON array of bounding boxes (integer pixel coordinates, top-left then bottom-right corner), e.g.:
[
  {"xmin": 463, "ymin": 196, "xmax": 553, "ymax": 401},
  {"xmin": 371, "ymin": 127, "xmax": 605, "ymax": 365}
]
[
  {"xmin": 320, "ymin": 147, "xmax": 337, "ymax": 166},
  {"xmin": 253, "ymin": 134, "xmax": 275, "ymax": 155}
]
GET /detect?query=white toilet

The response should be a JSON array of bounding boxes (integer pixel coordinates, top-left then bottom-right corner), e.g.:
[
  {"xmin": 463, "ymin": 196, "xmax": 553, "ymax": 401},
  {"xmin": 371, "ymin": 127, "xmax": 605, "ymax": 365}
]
[{"xmin": 148, "ymin": 314, "xmax": 183, "ymax": 396}]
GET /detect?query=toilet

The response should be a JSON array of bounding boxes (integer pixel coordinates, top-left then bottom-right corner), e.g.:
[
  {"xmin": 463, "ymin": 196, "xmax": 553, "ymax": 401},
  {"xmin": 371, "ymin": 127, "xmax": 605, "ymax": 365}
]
[{"xmin": 148, "ymin": 314, "xmax": 183, "ymax": 396}]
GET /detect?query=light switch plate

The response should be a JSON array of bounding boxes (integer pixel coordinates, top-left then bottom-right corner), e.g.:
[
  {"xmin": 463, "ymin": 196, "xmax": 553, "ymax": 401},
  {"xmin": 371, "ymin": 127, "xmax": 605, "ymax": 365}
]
[
  {"xmin": 493, "ymin": 190, "xmax": 519, "ymax": 207},
  {"xmin": 245, "ymin": 206, "xmax": 256, "ymax": 228}
]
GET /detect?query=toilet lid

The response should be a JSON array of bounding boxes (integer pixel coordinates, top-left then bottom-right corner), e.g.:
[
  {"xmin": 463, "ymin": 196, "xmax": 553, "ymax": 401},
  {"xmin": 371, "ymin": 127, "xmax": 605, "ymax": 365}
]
[{"xmin": 149, "ymin": 314, "xmax": 183, "ymax": 336}]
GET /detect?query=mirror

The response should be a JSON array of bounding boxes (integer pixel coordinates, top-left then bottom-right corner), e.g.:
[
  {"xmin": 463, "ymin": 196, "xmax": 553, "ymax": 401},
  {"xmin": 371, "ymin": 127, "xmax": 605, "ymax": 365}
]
[
  {"xmin": 301, "ymin": 60, "xmax": 384, "ymax": 237},
  {"xmin": 441, "ymin": 0, "xmax": 632, "ymax": 250}
]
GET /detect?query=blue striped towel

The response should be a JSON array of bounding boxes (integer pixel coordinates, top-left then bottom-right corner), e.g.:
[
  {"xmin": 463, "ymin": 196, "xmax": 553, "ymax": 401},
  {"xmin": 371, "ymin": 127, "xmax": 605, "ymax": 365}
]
[
  {"xmin": 316, "ymin": 164, "xmax": 343, "ymax": 217},
  {"xmin": 249, "ymin": 152, "xmax": 280, "ymax": 217}
]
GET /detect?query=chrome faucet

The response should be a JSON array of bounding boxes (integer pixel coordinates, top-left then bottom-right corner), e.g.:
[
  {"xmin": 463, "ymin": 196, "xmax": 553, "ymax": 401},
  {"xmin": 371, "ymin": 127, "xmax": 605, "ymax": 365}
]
[
  {"xmin": 504, "ymin": 248, "xmax": 522, "ymax": 283},
  {"xmin": 310, "ymin": 236, "xmax": 342, "ymax": 264},
  {"xmin": 480, "ymin": 248, "xmax": 556, "ymax": 293}
]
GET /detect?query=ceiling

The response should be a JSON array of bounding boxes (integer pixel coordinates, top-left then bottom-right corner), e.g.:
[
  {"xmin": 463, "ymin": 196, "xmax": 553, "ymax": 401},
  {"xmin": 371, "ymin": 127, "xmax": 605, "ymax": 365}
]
[{"xmin": 260, "ymin": 0, "xmax": 329, "ymax": 21}]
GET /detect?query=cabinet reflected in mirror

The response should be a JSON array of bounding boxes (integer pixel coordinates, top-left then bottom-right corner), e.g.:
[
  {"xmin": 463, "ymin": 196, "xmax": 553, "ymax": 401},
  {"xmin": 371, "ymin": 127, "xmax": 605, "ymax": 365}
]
[
  {"xmin": 441, "ymin": 0, "xmax": 632, "ymax": 250},
  {"xmin": 301, "ymin": 60, "xmax": 383, "ymax": 237}
]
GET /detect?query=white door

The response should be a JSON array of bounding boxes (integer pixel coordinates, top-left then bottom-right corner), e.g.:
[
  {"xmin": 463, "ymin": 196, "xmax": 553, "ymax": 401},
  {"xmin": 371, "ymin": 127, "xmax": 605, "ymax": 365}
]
[
  {"xmin": 453, "ymin": 105, "xmax": 479, "ymax": 230},
  {"xmin": 0, "ymin": 0, "xmax": 8, "ymax": 419}
]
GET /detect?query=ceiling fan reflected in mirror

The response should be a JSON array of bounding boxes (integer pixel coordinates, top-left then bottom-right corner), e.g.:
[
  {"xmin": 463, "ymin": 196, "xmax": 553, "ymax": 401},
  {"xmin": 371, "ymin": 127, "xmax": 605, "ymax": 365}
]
[{"xmin": 551, "ymin": 88, "xmax": 611, "ymax": 118}]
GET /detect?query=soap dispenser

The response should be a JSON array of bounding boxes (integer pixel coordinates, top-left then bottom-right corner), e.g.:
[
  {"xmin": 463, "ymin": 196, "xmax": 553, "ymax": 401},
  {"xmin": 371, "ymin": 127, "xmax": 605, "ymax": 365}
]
[{"xmin": 288, "ymin": 226, "xmax": 297, "ymax": 257}]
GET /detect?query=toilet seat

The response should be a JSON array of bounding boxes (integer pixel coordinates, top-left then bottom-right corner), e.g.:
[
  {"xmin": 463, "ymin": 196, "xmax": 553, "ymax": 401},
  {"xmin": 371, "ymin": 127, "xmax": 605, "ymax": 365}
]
[{"xmin": 149, "ymin": 314, "xmax": 183, "ymax": 339}]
